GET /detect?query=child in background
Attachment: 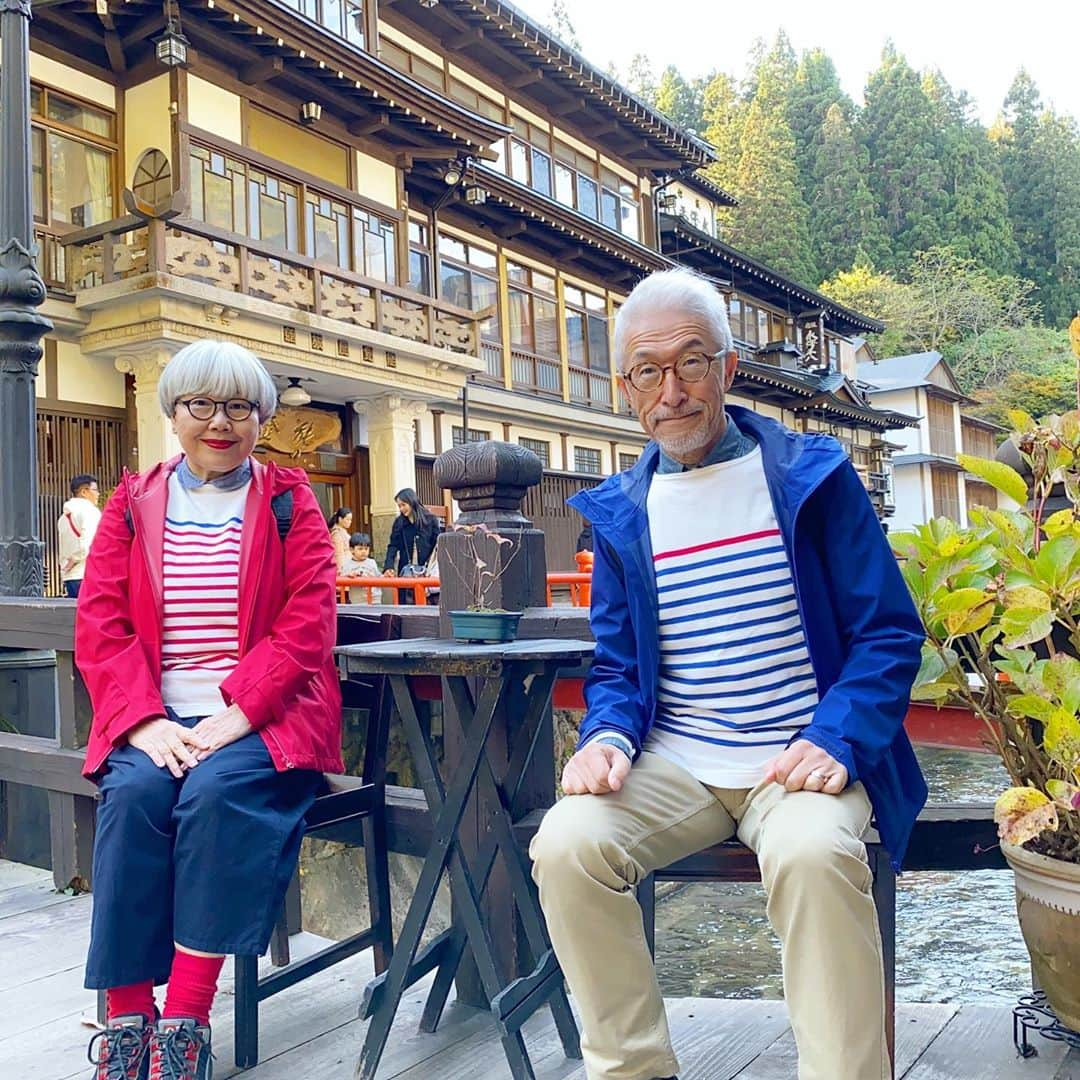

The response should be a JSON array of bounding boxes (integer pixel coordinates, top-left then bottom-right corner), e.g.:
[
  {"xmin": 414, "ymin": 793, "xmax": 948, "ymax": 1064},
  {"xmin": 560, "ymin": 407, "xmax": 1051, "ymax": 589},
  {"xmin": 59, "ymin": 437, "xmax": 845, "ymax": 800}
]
[{"xmin": 341, "ymin": 532, "xmax": 380, "ymax": 603}]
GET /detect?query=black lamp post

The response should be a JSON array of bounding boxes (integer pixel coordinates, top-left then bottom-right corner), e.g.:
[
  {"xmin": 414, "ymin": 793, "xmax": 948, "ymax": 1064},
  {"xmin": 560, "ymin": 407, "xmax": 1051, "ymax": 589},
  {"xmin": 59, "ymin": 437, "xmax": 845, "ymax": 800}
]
[{"xmin": 0, "ymin": 0, "xmax": 52, "ymax": 596}]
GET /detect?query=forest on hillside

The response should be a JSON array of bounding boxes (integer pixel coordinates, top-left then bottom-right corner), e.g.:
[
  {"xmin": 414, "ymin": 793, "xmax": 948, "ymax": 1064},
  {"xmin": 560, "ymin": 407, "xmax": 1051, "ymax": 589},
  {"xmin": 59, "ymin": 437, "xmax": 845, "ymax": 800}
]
[{"xmin": 545, "ymin": 4, "xmax": 1080, "ymax": 425}]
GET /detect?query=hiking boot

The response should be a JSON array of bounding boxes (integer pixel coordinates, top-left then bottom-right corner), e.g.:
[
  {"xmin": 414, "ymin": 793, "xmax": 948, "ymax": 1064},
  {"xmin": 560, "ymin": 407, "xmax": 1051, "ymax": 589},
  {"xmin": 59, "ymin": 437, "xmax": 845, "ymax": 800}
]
[
  {"xmin": 87, "ymin": 1014, "xmax": 152, "ymax": 1080},
  {"xmin": 148, "ymin": 1018, "xmax": 213, "ymax": 1080}
]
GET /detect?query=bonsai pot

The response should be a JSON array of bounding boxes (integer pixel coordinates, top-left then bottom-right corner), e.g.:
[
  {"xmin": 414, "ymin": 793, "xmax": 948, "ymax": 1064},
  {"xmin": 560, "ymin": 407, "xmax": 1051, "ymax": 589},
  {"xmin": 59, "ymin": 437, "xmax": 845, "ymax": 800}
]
[
  {"xmin": 1002, "ymin": 840, "xmax": 1080, "ymax": 1031},
  {"xmin": 449, "ymin": 610, "xmax": 523, "ymax": 644}
]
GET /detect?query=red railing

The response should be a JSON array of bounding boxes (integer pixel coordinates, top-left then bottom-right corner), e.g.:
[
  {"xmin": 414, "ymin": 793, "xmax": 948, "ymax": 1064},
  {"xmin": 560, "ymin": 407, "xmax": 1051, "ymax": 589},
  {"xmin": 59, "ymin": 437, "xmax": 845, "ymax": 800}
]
[{"xmin": 339, "ymin": 570, "xmax": 595, "ymax": 608}]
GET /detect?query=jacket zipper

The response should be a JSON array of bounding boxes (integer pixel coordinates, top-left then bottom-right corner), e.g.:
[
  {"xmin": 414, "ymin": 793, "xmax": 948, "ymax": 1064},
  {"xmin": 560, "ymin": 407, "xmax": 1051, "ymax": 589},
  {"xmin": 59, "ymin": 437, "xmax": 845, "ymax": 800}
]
[{"xmin": 267, "ymin": 725, "xmax": 295, "ymax": 769}]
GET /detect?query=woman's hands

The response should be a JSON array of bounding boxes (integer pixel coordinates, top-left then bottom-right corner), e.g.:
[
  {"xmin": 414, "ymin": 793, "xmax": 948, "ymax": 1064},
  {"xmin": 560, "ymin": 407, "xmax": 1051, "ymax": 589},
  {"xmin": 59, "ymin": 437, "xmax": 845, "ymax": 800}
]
[
  {"xmin": 127, "ymin": 718, "xmax": 210, "ymax": 778},
  {"xmin": 127, "ymin": 704, "xmax": 253, "ymax": 775},
  {"xmin": 192, "ymin": 704, "xmax": 253, "ymax": 760}
]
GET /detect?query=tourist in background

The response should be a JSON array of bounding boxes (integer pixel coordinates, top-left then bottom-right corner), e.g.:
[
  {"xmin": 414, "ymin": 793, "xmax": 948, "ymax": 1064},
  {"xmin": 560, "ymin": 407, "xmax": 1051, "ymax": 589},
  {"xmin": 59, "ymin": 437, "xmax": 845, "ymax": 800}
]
[
  {"xmin": 57, "ymin": 473, "xmax": 101, "ymax": 598},
  {"xmin": 328, "ymin": 506, "xmax": 353, "ymax": 572},
  {"xmin": 382, "ymin": 487, "xmax": 440, "ymax": 604},
  {"xmin": 341, "ymin": 532, "xmax": 380, "ymax": 603},
  {"xmin": 76, "ymin": 340, "xmax": 342, "ymax": 1080}
]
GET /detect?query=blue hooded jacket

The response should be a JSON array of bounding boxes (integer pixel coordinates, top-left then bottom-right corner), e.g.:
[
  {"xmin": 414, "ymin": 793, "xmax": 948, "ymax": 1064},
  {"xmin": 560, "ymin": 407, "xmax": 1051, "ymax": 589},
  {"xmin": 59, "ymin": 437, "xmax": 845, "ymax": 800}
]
[{"xmin": 568, "ymin": 404, "xmax": 928, "ymax": 870}]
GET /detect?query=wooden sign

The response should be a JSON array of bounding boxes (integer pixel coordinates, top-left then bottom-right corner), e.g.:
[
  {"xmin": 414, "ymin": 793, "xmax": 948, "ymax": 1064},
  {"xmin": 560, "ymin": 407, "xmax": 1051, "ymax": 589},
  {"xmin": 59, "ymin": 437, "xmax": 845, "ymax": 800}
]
[{"xmin": 259, "ymin": 405, "xmax": 341, "ymax": 459}]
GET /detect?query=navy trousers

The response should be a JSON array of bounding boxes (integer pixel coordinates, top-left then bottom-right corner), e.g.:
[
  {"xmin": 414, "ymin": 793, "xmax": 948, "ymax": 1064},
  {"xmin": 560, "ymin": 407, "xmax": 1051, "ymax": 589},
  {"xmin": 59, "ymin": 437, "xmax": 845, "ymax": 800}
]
[{"xmin": 85, "ymin": 714, "xmax": 322, "ymax": 989}]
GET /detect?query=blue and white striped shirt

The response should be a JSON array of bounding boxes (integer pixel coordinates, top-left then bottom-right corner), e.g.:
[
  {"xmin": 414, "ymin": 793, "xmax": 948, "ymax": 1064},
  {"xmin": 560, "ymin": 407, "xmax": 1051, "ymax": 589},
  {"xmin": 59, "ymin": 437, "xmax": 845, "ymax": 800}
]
[{"xmin": 643, "ymin": 447, "xmax": 818, "ymax": 787}]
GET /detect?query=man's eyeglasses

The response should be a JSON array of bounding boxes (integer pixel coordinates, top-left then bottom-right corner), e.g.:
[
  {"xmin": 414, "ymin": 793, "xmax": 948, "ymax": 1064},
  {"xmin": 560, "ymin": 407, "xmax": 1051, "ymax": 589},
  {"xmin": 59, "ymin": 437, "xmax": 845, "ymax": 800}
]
[
  {"xmin": 178, "ymin": 397, "xmax": 259, "ymax": 422},
  {"xmin": 622, "ymin": 351, "xmax": 723, "ymax": 393}
]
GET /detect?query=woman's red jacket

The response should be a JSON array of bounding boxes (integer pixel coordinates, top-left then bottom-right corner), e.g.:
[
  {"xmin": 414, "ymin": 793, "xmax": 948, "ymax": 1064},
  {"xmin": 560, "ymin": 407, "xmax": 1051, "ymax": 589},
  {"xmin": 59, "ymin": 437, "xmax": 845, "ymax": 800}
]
[{"xmin": 76, "ymin": 456, "xmax": 344, "ymax": 778}]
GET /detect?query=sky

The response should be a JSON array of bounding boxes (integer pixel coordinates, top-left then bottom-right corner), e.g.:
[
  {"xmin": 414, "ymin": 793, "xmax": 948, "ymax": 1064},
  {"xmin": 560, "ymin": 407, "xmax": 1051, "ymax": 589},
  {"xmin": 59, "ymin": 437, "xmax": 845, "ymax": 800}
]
[{"xmin": 512, "ymin": 0, "xmax": 1079, "ymax": 128}]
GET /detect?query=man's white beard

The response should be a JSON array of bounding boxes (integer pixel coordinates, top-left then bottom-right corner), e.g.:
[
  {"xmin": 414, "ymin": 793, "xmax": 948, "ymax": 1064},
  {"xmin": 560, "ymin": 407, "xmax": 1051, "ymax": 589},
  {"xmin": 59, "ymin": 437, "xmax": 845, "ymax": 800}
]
[{"xmin": 654, "ymin": 422, "xmax": 714, "ymax": 459}]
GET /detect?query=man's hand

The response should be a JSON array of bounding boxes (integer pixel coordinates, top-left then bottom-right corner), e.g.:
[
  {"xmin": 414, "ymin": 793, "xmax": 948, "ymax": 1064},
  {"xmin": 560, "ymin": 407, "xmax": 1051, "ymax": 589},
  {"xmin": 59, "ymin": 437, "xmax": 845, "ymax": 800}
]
[
  {"xmin": 561, "ymin": 742, "xmax": 632, "ymax": 795},
  {"xmin": 764, "ymin": 738, "xmax": 848, "ymax": 795},
  {"xmin": 127, "ymin": 718, "xmax": 210, "ymax": 778},
  {"xmin": 192, "ymin": 703, "xmax": 254, "ymax": 761}
]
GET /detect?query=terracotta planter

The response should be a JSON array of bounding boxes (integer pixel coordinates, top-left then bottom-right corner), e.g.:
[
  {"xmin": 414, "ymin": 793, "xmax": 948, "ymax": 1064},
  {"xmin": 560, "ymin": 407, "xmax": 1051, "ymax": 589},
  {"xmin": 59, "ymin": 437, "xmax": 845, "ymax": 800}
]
[
  {"xmin": 449, "ymin": 610, "xmax": 523, "ymax": 644},
  {"xmin": 1002, "ymin": 840, "xmax": 1080, "ymax": 1031}
]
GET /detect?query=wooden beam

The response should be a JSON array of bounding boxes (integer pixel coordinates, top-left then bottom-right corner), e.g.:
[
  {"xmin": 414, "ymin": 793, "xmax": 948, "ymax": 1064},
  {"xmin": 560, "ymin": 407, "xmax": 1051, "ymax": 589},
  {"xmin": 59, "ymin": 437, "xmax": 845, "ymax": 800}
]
[
  {"xmin": 121, "ymin": 12, "xmax": 165, "ymax": 48},
  {"xmin": 348, "ymin": 112, "xmax": 390, "ymax": 137},
  {"xmin": 508, "ymin": 70, "xmax": 543, "ymax": 89},
  {"xmin": 551, "ymin": 98, "xmax": 587, "ymax": 117},
  {"xmin": 447, "ymin": 29, "xmax": 481, "ymax": 50},
  {"xmin": 495, "ymin": 220, "xmax": 528, "ymax": 240},
  {"xmin": 239, "ymin": 55, "xmax": 284, "ymax": 84},
  {"xmin": 103, "ymin": 30, "xmax": 126, "ymax": 74}
]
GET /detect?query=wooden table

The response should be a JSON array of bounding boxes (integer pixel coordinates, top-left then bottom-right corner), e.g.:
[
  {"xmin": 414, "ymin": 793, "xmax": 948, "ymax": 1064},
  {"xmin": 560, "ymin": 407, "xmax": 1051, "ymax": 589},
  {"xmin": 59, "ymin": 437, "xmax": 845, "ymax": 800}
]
[{"xmin": 337, "ymin": 637, "xmax": 594, "ymax": 1080}]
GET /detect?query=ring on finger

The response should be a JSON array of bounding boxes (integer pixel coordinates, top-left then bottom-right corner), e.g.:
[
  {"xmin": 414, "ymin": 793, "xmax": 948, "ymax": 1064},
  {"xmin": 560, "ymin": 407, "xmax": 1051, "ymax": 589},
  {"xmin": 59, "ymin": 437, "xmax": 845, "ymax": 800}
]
[{"xmin": 809, "ymin": 768, "xmax": 829, "ymax": 780}]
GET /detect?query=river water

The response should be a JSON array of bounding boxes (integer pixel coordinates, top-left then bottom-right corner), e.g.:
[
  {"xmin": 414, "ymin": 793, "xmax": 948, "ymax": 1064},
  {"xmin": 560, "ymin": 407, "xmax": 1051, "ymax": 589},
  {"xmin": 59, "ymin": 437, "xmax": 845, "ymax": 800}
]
[{"xmin": 654, "ymin": 747, "xmax": 1029, "ymax": 1004}]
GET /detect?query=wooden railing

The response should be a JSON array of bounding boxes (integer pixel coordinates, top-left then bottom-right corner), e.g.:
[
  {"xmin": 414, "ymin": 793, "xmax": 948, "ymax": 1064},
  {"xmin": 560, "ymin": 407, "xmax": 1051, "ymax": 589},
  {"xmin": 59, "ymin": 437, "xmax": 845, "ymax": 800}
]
[
  {"xmin": 568, "ymin": 363, "xmax": 612, "ymax": 409},
  {"xmin": 510, "ymin": 346, "xmax": 562, "ymax": 397},
  {"xmin": 61, "ymin": 214, "xmax": 483, "ymax": 356},
  {"xmin": 35, "ymin": 229, "xmax": 69, "ymax": 293},
  {"xmin": 479, "ymin": 340, "xmax": 505, "ymax": 382}
]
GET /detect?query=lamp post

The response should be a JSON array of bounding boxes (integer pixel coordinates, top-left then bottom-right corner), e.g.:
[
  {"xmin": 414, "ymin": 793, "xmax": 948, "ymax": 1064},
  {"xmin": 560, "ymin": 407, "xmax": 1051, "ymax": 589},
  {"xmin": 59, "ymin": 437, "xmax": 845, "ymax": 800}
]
[{"xmin": 0, "ymin": 0, "xmax": 52, "ymax": 595}]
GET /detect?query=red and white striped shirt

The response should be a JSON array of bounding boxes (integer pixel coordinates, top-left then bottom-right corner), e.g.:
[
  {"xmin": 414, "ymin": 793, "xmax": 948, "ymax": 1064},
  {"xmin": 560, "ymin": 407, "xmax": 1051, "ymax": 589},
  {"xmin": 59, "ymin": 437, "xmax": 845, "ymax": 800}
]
[{"xmin": 159, "ymin": 476, "xmax": 248, "ymax": 717}]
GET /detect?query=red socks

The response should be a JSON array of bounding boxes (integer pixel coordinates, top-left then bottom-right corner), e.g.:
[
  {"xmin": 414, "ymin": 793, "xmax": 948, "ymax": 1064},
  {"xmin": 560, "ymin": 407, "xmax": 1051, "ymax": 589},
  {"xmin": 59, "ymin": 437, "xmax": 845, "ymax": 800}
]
[
  {"xmin": 162, "ymin": 950, "xmax": 225, "ymax": 1026},
  {"xmin": 106, "ymin": 980, "xmax": 155, "ymax": 1024}
]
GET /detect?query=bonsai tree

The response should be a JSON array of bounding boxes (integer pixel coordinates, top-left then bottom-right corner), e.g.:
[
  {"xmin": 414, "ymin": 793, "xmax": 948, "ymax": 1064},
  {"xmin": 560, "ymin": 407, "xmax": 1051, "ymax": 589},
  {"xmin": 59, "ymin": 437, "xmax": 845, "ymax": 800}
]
[
  {"xmin": 447, "ymin": 523, "xmax": 522, "ymax": 612},
  {"xmin": 890, "ymin": 409, "xmax": 1080, "ymax": 863}
]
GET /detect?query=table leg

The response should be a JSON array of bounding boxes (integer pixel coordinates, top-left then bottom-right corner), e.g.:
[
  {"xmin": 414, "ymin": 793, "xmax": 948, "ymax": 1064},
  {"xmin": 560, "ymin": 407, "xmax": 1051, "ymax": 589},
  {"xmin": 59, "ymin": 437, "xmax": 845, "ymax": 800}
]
[{"xmin": 356, "ymin": 674, "xmax": 508, "ymax": 1079}]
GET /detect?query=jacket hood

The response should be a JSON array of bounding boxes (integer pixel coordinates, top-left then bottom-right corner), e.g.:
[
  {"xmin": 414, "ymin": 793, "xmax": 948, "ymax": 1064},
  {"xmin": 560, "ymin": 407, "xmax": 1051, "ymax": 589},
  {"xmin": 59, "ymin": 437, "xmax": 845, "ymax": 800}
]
[
  {"xmin": 569, "ymin": 404, "xmax": 848, "ymax": 529},
  {"xmin": 62, "ymin": 498, "xmax": 87, "ymax": 514}
]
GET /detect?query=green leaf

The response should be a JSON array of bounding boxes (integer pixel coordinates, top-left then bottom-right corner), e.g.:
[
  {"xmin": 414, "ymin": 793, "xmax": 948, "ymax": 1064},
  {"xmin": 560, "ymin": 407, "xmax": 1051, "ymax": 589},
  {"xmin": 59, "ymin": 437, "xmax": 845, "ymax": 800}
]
[
  {"xmin": 1035, "ymin": 535, "xmax": 1080, "ymax": 590},
  {"xmin": 1006, "ymin": 694, "xmax": 1057, "ymax": 722},
  {"xmin": 909, "ymin": 682, "xmax": 954, "ymax": 702},
  {"xmin": 999, "ymin": 606, "xmax": 1055, "ymax": 647},
  {"xmin": 1006, "ymin": 410, "xmax": 1037, "ymax": 434},
  {"xmin": 1044, "ymin": 708, "xmax": 1080, "ymax": 757},
  {"xmin": 1042, "ymin": 509, "xmax": 1079, "ymax": 538},
  {"xmin": 956, "ymin": 454, "xmax": 1029, "ymax": 507}
]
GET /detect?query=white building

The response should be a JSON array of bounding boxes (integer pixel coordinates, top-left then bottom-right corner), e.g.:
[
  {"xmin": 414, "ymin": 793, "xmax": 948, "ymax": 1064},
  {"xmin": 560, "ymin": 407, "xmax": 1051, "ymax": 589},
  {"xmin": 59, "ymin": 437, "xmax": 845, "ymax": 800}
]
[{"xmin": 858, "ymin": 352, "xmax": 1003, "ymax": 531}]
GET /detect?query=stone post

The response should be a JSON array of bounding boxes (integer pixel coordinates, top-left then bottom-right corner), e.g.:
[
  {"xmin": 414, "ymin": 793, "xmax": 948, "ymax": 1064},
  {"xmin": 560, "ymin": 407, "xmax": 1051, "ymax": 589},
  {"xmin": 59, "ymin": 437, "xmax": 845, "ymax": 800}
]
[
  {"xmin": 114, "ymin": 350, "xmax": 182, "ymax": 468},
  {"xmin": 360, "ymin": 394, "xmax": 428, "ymax": 563},
  {"xmin": 432, "ymin": 440, "xmax": 547, "ymax": 1006},
  {"xmin": 0, "ymin": 0, "xmax": 53, "ymax": 595}
]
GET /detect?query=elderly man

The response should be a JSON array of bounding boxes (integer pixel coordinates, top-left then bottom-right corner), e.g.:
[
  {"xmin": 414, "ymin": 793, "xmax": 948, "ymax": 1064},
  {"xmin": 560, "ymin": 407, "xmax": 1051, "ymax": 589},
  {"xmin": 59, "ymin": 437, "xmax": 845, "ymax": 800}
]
[{"xmin": 530, "ymin": 268, "xmax": 926, "ymax": 1080}]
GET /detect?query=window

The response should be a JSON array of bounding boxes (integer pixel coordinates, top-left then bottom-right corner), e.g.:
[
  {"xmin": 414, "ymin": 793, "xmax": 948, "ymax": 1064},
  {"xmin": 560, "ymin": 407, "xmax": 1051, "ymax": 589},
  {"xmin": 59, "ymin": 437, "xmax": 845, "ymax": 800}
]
[
  {"xmin": 438, "ymin": 234, "xmax": 499, "ymax": 342},
  {"xmin": 574, "ymin": 447, "xmax": 603, "ymax": 475},
  {"xmin": 931, "ymin": 467, "xmax": 961, "ymax": 522},
  {"xmin": 618, "ymin": 452, "xmax": 639, "ymax": 471},
  {"xmin": 189, "ymin": 143, "xmax": 396, "ymax": 282},
  {"xmin": 452, "ymin": 426, "xmax": 490, "ymax": 447},
  {"xmin": 926, "ymin": 395, "xmax": 956, "ymax": 457},
  {"xmin": 520, "ymin": 437, "xmax": 550, "ymax": 466},
  {"xmin": 379, "ymin": 37, "xmax": 445, "ymax": 91},
  {"xmin": 283, "ymin": 0, "xmax": 364, "ymax": 47},
  {"xmin": 132, "ymin": 149, "xmax": 172, "ymax": 205},
  {"xmin": 408, "ymin": 218, "xmax": 431, "ymax": 295},
  {"xmin": 29, "ymin": 86, "xmax": 116, "ymax": 231},
  {"xmin": 565, "ymin": 285, "xmax": 611, "ymax": 407},
  {"xmin": 507, "ymin": 262, "xmax": 558, "ymax": 356}
]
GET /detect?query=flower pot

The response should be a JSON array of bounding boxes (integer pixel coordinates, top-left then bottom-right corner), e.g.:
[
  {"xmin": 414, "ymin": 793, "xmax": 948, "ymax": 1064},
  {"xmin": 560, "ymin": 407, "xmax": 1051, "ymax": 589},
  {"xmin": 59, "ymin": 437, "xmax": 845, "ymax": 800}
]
[
  {"xmin": 449, "ymin": 610, "xmax": 523, "ymax": 644},
  {"xmin": 1002, "ymin": 840, "xmax": 1080, "ymax": 1031}
]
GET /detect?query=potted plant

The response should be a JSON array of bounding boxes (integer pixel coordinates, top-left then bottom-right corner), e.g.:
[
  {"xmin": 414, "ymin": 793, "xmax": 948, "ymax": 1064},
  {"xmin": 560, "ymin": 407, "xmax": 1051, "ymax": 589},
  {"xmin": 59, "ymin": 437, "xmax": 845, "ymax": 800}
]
[
  {"xmin": 445, "ymin": 523, "xmax": 524, "ymax": 643},
  {"xmin": 891, "ymin": 408, "xmax": 1080, "ymax": 1030}
]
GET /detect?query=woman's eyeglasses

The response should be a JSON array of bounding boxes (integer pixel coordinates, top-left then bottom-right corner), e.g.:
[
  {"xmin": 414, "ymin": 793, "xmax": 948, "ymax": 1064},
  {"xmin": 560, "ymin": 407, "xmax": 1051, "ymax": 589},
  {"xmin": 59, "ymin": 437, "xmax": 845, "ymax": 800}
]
[{"xmin": 178, "ymin": 397, "xmax": 259, "ymax": 422}]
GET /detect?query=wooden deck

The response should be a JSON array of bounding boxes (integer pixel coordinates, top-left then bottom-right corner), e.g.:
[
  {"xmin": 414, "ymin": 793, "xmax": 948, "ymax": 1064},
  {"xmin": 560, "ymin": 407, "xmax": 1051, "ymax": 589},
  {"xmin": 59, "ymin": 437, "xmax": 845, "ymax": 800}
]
[{"xmin": 5, "ymin": 859, "xmax": 1079, "ymax": 1080}]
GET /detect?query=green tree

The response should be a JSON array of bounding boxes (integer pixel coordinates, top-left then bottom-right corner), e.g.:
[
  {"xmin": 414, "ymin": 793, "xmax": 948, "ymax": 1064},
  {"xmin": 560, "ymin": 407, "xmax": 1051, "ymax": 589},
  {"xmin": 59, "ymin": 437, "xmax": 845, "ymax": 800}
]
[
  {"xmin": 787, "ymin": 49, "xmax": 854, "ymax": 204},
  {"xmin": 810, "ymin": 104, "xmax": 890, "ymax": 279},
  {"xmin": 1032, "ymin": 112, "xmax": 1080, "ymax": 325},
  {"xmin": 625, "ymin": 53, "xmax": 657, "ymax": 105},
  {"xmin": 972, "ymin": 362, "xmax": 1077, "ymax": 427},
  {"xmin": 655, "ymin": 65, "xmax": 705, "ymax": 133},
  {"xmin": 701, "ymin": 70, "xmax": 744, "ymax": 209},
  {"xmin": 543, "ymin": 0, "xmax": 582, "ymax": 52},
  {"xmin": 923, "ymin": 71, "xmax": 1018, "ymax": 275},
  {"xmin": 726, "ymin": 41, "xmax": 815, "ymax": 283},
  {"xmin": 859, "ymin": 44, "xmax": 946, "ymax": 269}
]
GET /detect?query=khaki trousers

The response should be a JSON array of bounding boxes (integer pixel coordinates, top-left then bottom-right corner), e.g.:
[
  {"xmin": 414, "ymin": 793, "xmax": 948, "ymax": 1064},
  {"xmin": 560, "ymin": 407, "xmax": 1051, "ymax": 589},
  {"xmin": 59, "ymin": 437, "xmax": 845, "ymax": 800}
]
[{"xmin": 530, "ymin": 751, "xmax": 887, "ymax": 1080}]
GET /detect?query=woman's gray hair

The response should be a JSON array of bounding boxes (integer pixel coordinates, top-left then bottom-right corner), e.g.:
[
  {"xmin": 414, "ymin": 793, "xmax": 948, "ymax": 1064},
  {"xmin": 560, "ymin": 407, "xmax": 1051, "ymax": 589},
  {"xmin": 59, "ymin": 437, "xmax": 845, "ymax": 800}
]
[
  {"xmin": 614, "ymin": 268, "xmax": 735, "ymax": 370},
  {"xmin": 158, "ymin": 340, "xmax": 278, "ymax": 422}
]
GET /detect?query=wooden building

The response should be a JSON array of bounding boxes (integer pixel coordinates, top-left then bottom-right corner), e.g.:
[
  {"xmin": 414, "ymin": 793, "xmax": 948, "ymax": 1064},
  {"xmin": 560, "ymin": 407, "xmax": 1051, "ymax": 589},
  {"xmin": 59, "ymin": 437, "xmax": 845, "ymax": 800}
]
[{"xmin": 20, "ymin": 0, "xmax": 909, "ymax": 586}]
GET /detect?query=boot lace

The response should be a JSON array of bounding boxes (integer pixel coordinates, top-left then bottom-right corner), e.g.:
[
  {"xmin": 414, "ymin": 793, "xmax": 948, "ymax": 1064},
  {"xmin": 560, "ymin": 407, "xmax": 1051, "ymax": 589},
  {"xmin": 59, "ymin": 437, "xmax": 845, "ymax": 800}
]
[{"xmin": 149, "ymin": 1025, "xmax": 210, "ymax": 1080}]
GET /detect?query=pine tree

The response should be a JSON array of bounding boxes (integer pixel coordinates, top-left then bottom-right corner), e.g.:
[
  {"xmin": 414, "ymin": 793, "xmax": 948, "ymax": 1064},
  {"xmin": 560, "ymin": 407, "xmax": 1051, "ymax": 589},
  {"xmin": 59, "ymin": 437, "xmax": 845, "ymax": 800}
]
[
  {"xmin": 787, "ymin": 50, "xmax": 854, "ymax": 203},
  {"xmin": 1033, "ymin": 112, "xmax": 1080, "ymax": 325},
  {"xmin": 544, "ymin": 0, "xmax": 582, "ymax": 52},
  {"xmin": 728, "ymin": 49, "xmax": 816, "ymax": 284},
  {"xmin": 701, "ymin": 71, "xmax": 744, "ymax": 209},
  {"xmin": 625, "ymin": 53, "xmax": 657, "ymax": 106},
  {"xmin": 655, "ymin": 66, "xmax": 704, "ymax": 133},
  {"xmin": 859, "ymin": 44, "xmax": 947, "ymax": 269},
  {"xmin": 810, "ymin": 104, "xmax": 890, "ymax": 279},
  {"xmin": 923, "ymin": 71, "xmax": 1018, "ymax": 274}
]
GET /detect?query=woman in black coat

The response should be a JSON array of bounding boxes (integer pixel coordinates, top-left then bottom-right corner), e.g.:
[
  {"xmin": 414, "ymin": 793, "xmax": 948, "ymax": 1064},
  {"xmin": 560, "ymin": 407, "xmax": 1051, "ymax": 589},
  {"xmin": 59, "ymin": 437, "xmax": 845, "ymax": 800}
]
[{"xmin": 382, "ymin": 488, "xmax": 440, "ymax": 603}]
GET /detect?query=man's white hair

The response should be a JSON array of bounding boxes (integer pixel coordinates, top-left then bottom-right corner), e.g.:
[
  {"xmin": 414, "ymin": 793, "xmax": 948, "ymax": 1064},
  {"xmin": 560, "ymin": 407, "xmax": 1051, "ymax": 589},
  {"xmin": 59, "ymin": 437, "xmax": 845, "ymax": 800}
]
[
  {"xmin": 158, "ymin": 340, "xmax": 278, "ymax": 422},
  {"xmin": 613, "ymin": 268, "xmax": 734, "ymax": 371}
]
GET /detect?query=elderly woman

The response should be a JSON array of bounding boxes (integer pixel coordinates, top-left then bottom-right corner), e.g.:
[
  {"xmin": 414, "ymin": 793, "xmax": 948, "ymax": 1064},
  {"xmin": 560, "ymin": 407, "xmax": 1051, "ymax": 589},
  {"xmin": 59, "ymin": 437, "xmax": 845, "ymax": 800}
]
[{"xmin": 77, "ymin": 340, "xmax": 342, "ymax": 1080}]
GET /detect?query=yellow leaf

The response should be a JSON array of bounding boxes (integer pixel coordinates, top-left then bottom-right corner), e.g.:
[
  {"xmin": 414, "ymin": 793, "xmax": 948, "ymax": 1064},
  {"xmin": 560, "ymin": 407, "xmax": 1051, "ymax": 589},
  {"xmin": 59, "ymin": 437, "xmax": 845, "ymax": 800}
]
[
  {"xmin": 938, "ymin": 534, "xmax": 962, "ymax": 557},
  {"xmin": 1045, "ymin": 709, "xmax": 1080, "ymax": 756},
  {"xmin": 1004, "ymin": 585, "xmax": 1051, "ymax": 611},
  {"xmin": 1046, "ymin": 779, "xmax": 1080, "ymax": 811},
  {"xmin": 994, "ymin": 787, "xmax": 1059, "ymax": 844},
  {"xmin": 1044, "ymin": 509, "xmax": 1079, "ymax": 539}
]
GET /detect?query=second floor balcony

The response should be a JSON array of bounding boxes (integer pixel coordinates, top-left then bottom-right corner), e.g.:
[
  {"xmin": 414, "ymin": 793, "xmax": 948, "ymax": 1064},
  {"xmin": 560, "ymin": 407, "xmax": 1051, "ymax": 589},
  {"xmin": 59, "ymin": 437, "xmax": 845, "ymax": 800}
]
[{"xmin": 61, "ymin": 212, "xmax": 484, "ymax": 367}]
